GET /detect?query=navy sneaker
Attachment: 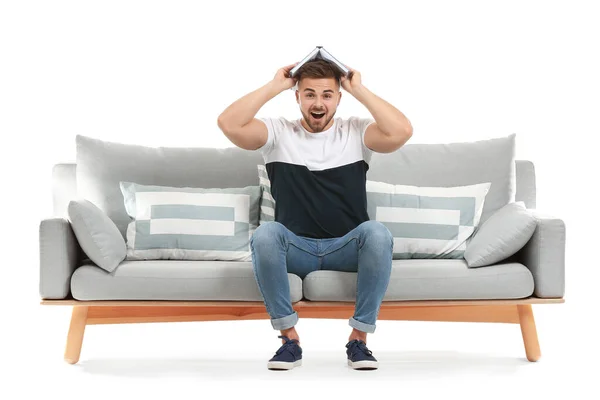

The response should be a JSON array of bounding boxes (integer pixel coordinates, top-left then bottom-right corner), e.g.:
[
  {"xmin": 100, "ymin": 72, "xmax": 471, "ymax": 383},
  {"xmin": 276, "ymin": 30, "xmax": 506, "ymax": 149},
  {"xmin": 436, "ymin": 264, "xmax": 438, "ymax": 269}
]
[
  {"xmin": 346, "ymin": 339, "xmax": 379, "ymax": 370},
  {"xmin": 267, "ymin": 335, "xmax": 303, "ymax": 370}
]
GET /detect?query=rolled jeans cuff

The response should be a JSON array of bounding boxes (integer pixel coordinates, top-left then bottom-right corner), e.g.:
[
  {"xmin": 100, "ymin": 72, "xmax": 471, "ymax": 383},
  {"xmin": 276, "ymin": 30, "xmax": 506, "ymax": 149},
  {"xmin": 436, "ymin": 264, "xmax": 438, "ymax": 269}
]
[
  {"xmin": 271, "ymin": 311, "xmax": 299, "ymax": 330},
  {"xmin": 349, "ymin": 317, "xmax": 376, "ymax": 334}
]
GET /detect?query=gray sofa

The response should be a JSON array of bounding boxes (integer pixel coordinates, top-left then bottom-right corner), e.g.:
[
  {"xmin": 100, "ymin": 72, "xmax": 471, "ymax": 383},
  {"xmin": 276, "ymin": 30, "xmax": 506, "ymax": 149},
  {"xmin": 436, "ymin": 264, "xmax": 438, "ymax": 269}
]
[{"xmin": 39, "ymin": 133, "xmax": 566, "ymax": 364}]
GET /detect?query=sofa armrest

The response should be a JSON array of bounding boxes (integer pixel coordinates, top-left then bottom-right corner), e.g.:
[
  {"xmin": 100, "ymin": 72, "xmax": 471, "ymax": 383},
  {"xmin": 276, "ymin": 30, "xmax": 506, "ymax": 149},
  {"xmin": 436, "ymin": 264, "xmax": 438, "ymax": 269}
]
[
  {"xmin": 514, "ymin": 210, "xmax": 566, "ymax": 298},
  {"xmin": 39, "ymin": 217, "xmax": 83, "ymax": 299}
]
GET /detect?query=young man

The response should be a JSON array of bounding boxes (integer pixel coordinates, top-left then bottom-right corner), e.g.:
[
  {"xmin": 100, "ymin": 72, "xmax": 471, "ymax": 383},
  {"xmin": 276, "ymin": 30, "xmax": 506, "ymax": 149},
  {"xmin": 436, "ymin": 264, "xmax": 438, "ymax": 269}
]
[{"xmin": 217, "ymin": 59, "xmax": 413, "ymax": 370}]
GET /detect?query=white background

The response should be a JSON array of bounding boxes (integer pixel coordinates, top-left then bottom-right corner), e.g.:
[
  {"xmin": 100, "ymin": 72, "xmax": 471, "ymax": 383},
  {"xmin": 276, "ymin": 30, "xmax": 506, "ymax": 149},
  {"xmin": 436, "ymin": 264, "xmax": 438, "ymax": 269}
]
[{"xmin": 1, "ymin": 0, "xmax": 598, "ymax": 398}]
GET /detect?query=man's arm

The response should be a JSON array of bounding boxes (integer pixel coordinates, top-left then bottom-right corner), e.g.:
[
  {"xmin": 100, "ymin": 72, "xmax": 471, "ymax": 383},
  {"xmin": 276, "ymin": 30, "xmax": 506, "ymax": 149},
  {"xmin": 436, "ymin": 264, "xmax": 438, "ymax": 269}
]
[
  {"xmin": 217, "ymin": 63, "xmax": 298, "ymax": 151},
  {"xmin": 341, "ymin": 69, "xmax": 413, "ymax": 153}
]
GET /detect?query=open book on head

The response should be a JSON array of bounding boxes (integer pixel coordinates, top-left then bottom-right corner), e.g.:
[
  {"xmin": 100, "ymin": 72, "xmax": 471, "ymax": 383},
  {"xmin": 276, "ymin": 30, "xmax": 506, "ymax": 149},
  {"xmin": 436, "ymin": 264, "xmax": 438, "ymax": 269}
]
[{"xmin": 289, "ymin": 46, "xmax": 350, "ymax": 78}]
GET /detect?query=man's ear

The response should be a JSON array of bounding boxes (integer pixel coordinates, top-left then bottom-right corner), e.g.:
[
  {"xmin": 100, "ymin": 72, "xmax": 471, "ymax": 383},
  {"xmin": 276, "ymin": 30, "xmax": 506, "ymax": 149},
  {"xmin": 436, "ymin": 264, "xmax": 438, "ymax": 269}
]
[{"xmin": 295, "ymin": 90, "xmax": 299, "ymax": 103}]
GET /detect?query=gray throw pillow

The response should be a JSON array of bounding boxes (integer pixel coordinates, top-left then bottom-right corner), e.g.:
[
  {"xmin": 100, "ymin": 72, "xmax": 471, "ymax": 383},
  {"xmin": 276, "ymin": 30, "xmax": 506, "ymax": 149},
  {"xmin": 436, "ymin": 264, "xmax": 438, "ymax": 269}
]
[
  {"xmin": 67, "ymin": 199, "xmax": 127, "ymax": 272},
  {"xmin": 464, "ymin": 201, "xmax": 536, "ymax": 267}
]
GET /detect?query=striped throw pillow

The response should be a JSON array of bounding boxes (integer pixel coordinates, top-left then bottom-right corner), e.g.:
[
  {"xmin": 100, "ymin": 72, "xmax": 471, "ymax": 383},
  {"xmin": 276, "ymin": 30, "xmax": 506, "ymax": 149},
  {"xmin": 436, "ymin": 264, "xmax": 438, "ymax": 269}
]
[
  {"xmin": 258, "ymin": 164, "xmax": 275, "ymax": 224},
  {"xmin": 366, "ymin": 180, "xmax": 491, "ymax": 259},
  {"xmin": 119, "ymin": 182, "xmax": 261, "ymax": 261}
]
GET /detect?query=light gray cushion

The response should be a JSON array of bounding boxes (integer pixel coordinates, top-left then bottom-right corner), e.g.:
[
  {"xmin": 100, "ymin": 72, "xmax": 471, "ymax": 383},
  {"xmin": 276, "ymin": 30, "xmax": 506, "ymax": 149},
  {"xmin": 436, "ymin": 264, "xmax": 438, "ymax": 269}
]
[
  {"xmin": 70, "ymin": 260, "xmax": 303, "ymax": 302},
  {"xmin": 367, "ymin": 134, "xmax": 516, "ymax": 225},
  {"xmin": 303, "ymin": 259, "xmax": 534, "ymax": 301},
  {"xmin": 366, "ymin": 180, "xmax": 491, "ymax": 259},
  {"xmin": 75, "ymin": 135, "xmax": 263, "ymax": 240},
  {"xmin": 67, "ymin": 199, "xmax": 126, "ymax": 272},
  {"xmin": 119, "ymin": 182, "xmax": 261, "ymax": 262},
  {"xmin": 464, "ymin": 201, "xmax": 537, "ymax": 268}
]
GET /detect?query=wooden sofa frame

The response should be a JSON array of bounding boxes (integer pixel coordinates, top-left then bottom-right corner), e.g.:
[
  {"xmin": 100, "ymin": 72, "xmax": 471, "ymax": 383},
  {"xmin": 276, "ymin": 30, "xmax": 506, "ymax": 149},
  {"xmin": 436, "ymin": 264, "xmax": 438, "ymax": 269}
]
[{"xmin": 41, "ymin": 296, "xmax": 564, "ymax": 364}]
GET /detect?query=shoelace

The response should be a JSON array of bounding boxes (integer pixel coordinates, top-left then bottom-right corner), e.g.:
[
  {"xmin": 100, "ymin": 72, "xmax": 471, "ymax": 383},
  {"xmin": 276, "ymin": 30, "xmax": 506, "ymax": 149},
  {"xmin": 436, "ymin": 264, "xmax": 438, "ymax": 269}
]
[
  {"xmin": 275, "ymin": 335, "xmax": 300, "ymax": 356},
  {"xmin": 349, "ymin": 340, "xmax": 373, "ymax": 356}
]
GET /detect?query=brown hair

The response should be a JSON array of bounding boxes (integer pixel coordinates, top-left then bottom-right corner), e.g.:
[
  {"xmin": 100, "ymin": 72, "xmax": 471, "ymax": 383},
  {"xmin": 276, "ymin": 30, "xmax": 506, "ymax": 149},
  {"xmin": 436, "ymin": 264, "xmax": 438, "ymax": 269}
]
[{"xmin": 294, "ymin": 59, "xmax": 342, "ymax": 88}]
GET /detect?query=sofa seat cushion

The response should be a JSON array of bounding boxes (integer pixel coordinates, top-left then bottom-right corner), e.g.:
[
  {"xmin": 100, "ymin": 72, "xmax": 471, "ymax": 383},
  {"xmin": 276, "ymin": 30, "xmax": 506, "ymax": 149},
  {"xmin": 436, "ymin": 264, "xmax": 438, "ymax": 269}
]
[
  {"xmin": 303, "ymin": 259, "xmax": 534, "ymax": 301},
  {"xmin": 70, "ymin": 261, "xmax": 302, "ymax": 302}
]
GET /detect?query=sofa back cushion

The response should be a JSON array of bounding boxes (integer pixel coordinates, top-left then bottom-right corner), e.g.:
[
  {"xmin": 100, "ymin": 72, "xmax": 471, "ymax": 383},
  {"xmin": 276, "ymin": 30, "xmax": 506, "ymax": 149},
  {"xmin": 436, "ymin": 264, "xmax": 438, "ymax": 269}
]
[
  {"xmin": 53, "ymin": 159, "xmax": 534, "ymax": 220},
  {"xmin": 119, "ymin": 182, "xmax": 261, "ymax": 261},
  {"xmin": 76, "ymin": 135, "xmax": 264, "ymax": 239},
  {"xmin": 367, "ymin": 134, "xmax": 516, "ymax": 225}
]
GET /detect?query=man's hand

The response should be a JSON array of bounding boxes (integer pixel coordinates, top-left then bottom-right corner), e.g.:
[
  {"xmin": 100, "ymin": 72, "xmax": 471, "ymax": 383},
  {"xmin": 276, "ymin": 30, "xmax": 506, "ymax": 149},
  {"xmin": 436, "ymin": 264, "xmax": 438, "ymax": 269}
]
[
  {"xmin": 271, "ymin": 62, "xmax": 299, "ymax": 92},
  {"xmin": 340, "ymin": 65, "xmax": 363, "ymax": 95},
  {"xmin": 340, "ymin": 64, "xmax": 414, "ymax": 151}
]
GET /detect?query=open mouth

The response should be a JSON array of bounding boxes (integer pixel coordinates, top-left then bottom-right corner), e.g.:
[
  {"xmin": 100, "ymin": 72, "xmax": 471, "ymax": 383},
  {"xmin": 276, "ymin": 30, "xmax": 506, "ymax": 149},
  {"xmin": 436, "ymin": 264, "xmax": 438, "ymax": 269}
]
[{"xmin": 310, "ymin": 111, "xmax": 326, "ymax": 120}]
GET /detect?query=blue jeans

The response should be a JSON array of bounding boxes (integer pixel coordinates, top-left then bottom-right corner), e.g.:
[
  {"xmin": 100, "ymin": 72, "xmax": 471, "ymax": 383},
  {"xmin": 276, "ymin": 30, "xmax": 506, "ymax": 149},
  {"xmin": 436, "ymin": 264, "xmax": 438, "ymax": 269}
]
[{"xmin": 250, "ymin": 220, "xmax": 393, "ymax": 334}]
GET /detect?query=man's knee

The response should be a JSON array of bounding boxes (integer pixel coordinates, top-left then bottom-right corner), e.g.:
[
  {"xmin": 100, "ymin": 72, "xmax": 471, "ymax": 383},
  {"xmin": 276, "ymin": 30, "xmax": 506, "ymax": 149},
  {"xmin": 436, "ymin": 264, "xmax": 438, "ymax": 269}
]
[
  {"xmin": 251, "ymin": 221, "xmax": 286, "ymax": 247},
  {"xmin": 361, "ymin": 220, "xmax": 393, "ymax": 243}
]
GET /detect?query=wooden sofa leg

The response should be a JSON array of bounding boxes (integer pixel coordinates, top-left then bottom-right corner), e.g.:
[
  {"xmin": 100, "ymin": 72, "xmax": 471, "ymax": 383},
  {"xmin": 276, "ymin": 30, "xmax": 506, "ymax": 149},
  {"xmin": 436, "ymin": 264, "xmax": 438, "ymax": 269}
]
[
  {"xmin": 517, "ymin": 304, "xmax": 541, "ymax": 362},
  {"xmin": 64, "ymin": 306, "xmax": 88, "ymax": 364}
]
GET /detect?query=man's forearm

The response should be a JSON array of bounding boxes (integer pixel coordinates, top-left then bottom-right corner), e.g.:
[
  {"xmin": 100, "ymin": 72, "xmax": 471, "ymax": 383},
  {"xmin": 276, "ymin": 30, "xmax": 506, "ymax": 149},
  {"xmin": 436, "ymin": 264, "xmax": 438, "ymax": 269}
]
[
  {"xmin": 218, "ymin": 81, "xmax": 282, "ymax": 130},
  {"xmin": 352, "ymin": 85, "xmax": 413, "ymax": 138}
]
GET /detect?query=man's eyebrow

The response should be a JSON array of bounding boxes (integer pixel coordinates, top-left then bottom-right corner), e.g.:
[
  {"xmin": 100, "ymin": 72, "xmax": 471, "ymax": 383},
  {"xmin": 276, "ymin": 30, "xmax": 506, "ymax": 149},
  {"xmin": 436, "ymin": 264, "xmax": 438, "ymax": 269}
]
[{"xmin": 303, "ymin": 88, "xmax": 335, "ymax": 93}]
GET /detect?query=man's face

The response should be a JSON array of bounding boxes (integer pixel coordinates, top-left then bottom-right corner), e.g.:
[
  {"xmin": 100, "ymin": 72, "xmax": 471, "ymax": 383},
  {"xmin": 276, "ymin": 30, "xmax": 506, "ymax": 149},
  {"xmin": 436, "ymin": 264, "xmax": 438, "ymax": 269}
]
[{"xmin": 296, "ymin": 77, "xmax": 341, "ymax": 133}]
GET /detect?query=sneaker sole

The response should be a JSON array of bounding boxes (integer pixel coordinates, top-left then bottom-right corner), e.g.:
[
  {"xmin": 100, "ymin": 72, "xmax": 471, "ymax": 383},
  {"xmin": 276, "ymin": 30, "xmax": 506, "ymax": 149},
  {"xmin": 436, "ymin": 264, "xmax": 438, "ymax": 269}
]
[
  {"xmin": 267, "ymin": 359, "xmax": 302, "ymax": 370},
  {"xmin": 348, "ymin": 359, "xmax": 379, "ymax": 370}
]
